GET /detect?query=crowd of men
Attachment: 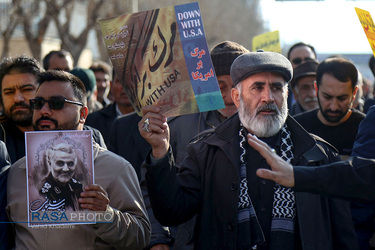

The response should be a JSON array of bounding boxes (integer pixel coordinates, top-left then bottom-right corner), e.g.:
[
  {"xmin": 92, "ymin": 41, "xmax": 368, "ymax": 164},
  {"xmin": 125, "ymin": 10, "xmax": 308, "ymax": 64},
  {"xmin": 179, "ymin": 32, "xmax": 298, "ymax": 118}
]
[{"xmin": 0, "ymin": 41, "xmax": 374, "ymax": 249}]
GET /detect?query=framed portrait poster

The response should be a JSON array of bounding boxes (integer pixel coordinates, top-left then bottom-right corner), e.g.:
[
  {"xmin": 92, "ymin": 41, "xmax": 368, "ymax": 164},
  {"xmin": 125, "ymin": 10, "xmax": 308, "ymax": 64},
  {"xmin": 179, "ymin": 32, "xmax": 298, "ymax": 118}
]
[{"xmin": 25, "ymin": 130, "xmax": 94, "ymax": 227}]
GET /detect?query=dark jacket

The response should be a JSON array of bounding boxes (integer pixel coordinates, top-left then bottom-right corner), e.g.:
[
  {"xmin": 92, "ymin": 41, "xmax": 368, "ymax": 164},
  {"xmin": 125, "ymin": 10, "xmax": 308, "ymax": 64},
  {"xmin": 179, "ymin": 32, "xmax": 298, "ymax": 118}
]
[
  {"xmin": 40, "ymin": 173, "xmax": 83, "ymax": 211},
  {"xmin": 364, "ymin": 98, "xmax": 375, "ymax": 114},
  {"xmin": 108, "ymin": 112, "xmax": 148, "ymax": 180},
  {"xmin": 169, "ymin": 110, "xmax": 223, "ymax": 168},
  {"xmin": 85, "ymin": 103, "xmax": 118, "ymax": 145},
  {"xmin": 352, "ymin": 105, "xmax": 375, "ymax": 159},
  {"xmin": 0, "ymin": 141, "xmax": 12, "ymax": 250},
  {"xmin": 145, "ymin": 114, "xmax": 358, "ymax": 250},
  {"xmin": 294, "ymin": 104, "xmax": 375, "ymax": 202},
  {"xmin": 0, "ymin": 120, "xmax": 25, "ymax": 164},
  {"xmin": 145, "ymin": 110, "xmax": 224, "ymax": 249}
]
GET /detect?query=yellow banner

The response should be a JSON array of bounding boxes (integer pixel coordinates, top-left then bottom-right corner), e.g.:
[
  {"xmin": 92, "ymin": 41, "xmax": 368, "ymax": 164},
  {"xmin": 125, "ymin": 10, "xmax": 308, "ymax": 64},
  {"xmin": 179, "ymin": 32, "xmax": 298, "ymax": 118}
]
[
  {"xmin": 355, "ymin": 7, "xmax": 375, "ymax": 57},
  {"xmin": 252, "ymin": 30, "xmax": 281, "ymax": 53}
]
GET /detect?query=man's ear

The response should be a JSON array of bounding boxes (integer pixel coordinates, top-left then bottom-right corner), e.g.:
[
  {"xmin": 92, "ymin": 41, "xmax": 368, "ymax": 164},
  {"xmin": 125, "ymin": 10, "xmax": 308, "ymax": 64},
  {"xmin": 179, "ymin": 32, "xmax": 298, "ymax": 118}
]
[
  {"xmin": 231, "ymin": 87, "xmax": 240, "ymax": 109},
  {"xmin": 314, "ymin": 81, "xmax": 318, "ymax": 96},
  {"xmin": 352, "ymin": 85, "xmax": 359, "ymax": 97},
  {"xmin": 79, "ymin": 106, "xmax": 89, "ymax": 124}
]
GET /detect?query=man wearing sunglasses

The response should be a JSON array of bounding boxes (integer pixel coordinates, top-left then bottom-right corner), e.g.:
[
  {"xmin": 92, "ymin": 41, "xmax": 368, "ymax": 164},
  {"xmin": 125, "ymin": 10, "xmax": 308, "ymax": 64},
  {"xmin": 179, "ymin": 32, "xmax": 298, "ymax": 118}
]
[
  {"xmin": 0, "ymin": 56, "xmax": 106, "ymax": 164},
  {"xmin": 7, "ymin": 70, "xmax": 150, "ymax": 248},
  {"xmin": 287, "ymin": 42, "xmax": 317, "ymax": 69}
]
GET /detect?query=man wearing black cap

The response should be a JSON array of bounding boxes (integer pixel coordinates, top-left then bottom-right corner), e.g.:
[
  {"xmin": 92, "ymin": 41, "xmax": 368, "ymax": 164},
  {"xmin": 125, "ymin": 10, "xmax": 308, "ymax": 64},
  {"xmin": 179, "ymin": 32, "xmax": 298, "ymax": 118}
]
[
  {"xmin": 289, "ymin": 60, "xmax": 319, "ymax": 116},
  {"xmin": 139, "ymin": 51, "xmax": 358, "ymax": 249}
]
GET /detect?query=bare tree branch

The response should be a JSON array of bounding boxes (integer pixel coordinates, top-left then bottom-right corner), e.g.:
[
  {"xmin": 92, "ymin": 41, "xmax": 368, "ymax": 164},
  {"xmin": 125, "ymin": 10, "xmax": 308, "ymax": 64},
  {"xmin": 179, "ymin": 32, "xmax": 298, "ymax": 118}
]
[
  {"xmin": 1, "ymin": 0, "xmax": 23, "ymax": 59},
  {"xmin": 48, "ymin": 0, "xmax": 105, "ymax": 66},
  {"xmin": 20, "ymin": 0, "xmax": 54, "ymax": 61}
]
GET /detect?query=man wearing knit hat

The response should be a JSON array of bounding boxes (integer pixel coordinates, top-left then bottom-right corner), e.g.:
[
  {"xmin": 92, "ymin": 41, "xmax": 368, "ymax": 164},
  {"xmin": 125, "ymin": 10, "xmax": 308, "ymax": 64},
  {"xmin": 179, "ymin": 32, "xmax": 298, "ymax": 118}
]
[
  {"xmin": 210, "ymin": 41, "xmax": 250, "ymax": 119},
  {"xmin": 139, "ymin": 50, "xmax": 358, "ymax": 249}
]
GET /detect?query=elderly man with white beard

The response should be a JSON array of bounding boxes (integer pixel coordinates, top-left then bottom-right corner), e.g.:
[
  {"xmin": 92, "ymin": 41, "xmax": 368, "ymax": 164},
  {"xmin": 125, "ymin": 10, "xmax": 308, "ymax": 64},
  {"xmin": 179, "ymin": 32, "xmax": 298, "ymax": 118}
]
[{"xmin": 138, "ymin": 50, "xmax": 358, "ymax": 250}]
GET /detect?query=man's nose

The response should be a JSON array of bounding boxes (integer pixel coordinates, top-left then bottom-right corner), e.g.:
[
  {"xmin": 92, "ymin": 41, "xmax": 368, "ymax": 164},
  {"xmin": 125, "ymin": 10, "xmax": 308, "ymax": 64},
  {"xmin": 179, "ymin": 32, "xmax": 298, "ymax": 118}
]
[
  {"xmin": 62, "ymin": 164, "xmax": 69, "ymax": 171},
  {"xmin": 330, "ymin": 99, "xmax": 339, "ymax": 111},
  {"xmin": 39, "ymin": 101, "xmax": 52, "ymax": 114},
  {"xmin": 261, "ymin": 86, "xmax": 274, "ymax": 103},
  {"xmin": 14, "ymin": 90, "xmax": 25, "ymax": 102}
]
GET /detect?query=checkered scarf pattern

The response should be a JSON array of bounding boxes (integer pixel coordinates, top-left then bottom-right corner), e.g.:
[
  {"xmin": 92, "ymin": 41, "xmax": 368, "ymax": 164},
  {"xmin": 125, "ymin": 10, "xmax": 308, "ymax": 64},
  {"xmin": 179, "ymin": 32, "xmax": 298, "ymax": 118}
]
[{"xmin": 237, "ymin": 124, "xmax": 296, "ymax": 249}]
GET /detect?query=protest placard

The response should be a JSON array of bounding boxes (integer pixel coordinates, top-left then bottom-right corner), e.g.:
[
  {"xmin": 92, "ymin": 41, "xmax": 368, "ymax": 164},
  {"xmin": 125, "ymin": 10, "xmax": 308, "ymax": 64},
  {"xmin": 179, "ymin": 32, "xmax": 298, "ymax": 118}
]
[
  {"xmin": 252, "ymin": 30, "xmax": 281, "ymax": 53},
  {"xmin": 355, "ymin": 7, "xmax": 375, "ymax": 57},
  {"xmin": 26, "ymin": 130, "xmax": 95, "ymax": 226},
  {"xmin": 98, "ymin": 2, "xmax": 225, "ymax": 117}
]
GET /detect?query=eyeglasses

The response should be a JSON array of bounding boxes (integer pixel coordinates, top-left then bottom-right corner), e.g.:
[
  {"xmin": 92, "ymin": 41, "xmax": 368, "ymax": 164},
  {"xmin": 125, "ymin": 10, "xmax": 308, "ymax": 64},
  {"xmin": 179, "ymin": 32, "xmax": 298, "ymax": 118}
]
[
  {"xmin": 30, "ymin": 98, "xmax": 83, "ymax": 110},
  {"xmin": 292, "ymin": 57, "xmax": 313, "ymax": 66}
]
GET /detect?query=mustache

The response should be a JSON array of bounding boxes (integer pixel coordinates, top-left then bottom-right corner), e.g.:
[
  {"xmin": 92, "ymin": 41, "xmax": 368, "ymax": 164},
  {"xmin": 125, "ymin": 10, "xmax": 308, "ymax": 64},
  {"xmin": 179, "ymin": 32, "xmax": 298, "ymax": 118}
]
[
  {"xmin": 58, "ymin": 170, "xmax": 73, "ymax": 176},
  {"xmin": 10, "ymin": 102, "xmax": 31, "ymax": 112},
  {"xmin": 35, "ymin": 117, "xmax": 58, "ymax": 127},
  {"xmin": 304, "ymin": 97, "xmax": 318, "ymax": 103},
  {"xmin": 256, "ymin": 103, "xmax": 279, "ymax": 115}
]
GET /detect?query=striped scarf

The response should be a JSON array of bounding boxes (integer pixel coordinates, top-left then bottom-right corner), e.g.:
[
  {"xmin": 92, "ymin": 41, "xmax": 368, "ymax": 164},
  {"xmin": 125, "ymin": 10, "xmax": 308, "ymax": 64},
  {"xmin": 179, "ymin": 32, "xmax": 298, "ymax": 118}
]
[{"xmin": 237, "ymin": 124, "xmax": 296, "ymax": 249}]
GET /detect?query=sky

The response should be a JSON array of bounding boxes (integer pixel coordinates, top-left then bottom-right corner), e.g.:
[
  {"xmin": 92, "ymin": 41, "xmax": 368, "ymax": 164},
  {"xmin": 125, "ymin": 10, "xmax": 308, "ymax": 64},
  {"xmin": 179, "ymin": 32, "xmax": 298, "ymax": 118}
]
[{"xmin": 260, "ymin": 0, "xmax": 375, "ymax": 54}]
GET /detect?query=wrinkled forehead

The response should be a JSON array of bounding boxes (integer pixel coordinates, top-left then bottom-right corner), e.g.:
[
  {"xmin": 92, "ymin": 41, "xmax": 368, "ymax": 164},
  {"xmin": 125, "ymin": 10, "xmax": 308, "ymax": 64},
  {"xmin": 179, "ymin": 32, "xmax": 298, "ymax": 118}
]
[
  {"xmin": 52, "ymin": 150, "xmax": 76, "ymax": 161},
  {"xmin": 244, "ymin": 71, "xmax": 288, "ymax": 84}
]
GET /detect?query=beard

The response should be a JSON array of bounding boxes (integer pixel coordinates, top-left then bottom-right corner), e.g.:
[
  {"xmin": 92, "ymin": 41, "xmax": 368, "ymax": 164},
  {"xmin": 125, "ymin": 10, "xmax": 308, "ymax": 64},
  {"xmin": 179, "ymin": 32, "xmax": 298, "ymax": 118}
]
[
  {"xmin": 6, "ymin": 102, "xmax": 33, "ymax": 127},
  {"xmin": 238, "ymin": 95, "xmax": 288, "ymax": 138},
  {"xmin": 317, "ymin": 95, "xmax": 348, "ymax": 123},
  {"xmin": 53, "ymin": 170, "xmax": 75, "ymax": 184},
  {"xmin": 33, "ymin": 116, "xmax": 80, "ymax": 131}
]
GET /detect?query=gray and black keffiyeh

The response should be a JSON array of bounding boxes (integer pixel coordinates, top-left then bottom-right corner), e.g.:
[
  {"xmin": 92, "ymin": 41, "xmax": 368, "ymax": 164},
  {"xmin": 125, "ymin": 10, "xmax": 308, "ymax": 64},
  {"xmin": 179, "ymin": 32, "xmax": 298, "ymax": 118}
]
[{"xmin": 237, "ymin": 124, "xmax": 296, "ymax": 249}]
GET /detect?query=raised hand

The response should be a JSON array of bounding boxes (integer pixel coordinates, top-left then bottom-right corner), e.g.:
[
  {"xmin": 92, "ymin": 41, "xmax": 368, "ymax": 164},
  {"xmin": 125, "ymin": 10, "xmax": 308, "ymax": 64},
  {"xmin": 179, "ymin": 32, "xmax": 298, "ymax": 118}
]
[
  {"xmin": 138, "ymin": 105, "xmax": 170, "ymax": 159},
  {"xmin": 247, "ymin": 133, "xmax": 295, "ymax": 187}
]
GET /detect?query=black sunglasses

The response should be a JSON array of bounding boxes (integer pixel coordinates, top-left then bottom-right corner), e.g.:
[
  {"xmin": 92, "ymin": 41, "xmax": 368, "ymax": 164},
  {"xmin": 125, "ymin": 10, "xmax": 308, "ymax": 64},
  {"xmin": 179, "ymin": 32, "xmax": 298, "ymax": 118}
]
[
  {"xmin": 292, "ymin": 57, "xmax": 313, "ymax": 65},
  {"xmin": 30, "ymin": 98, "xmax": 83, "ymax": 110}
]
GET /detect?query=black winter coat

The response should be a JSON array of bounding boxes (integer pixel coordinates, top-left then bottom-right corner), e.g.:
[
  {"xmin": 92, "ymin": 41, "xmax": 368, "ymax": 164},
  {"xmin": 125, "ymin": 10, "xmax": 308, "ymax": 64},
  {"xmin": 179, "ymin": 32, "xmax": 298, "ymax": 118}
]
[{"xmin": 146, "ymin": 114, "xmax": 358, "ymax": 250}]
